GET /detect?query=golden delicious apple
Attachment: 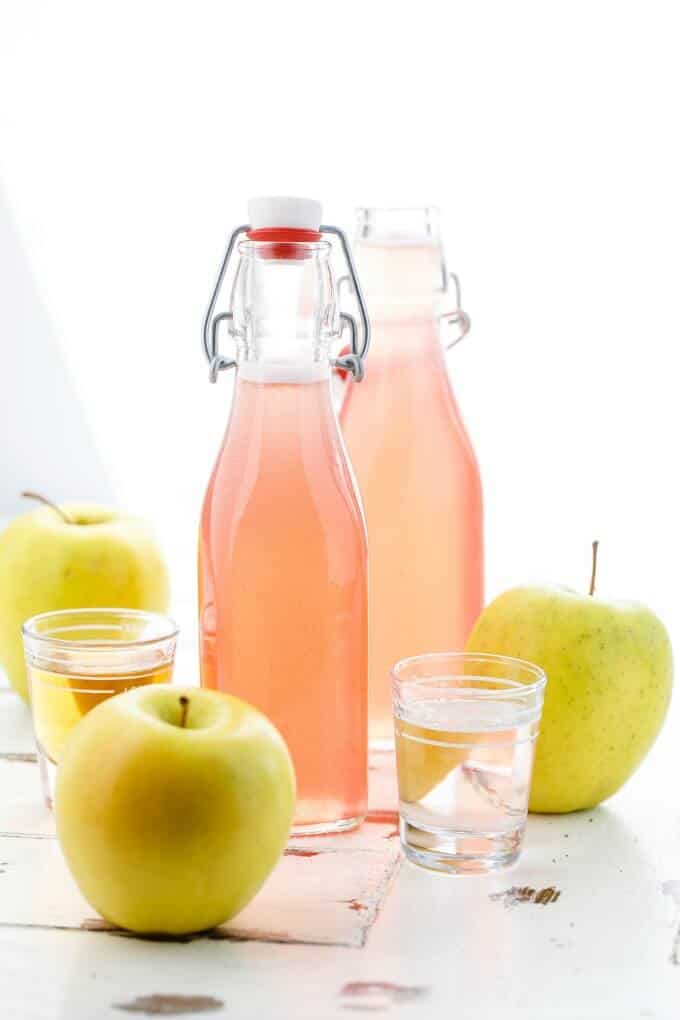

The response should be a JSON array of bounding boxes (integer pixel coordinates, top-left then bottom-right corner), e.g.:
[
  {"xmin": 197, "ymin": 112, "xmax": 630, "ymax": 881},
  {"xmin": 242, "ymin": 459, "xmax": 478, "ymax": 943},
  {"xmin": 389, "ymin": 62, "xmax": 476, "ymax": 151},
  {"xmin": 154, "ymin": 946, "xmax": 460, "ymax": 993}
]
[
  {"xmin": 0, "ymin": 494, "xmax": 169, "ymax": 700},
  {"xmin": 56, "ymin": 685, "xmax": 296, "ymax": 935},
  {"xmin": 466, "ymin": 544, "xmax": 673, "ymax": 813}
]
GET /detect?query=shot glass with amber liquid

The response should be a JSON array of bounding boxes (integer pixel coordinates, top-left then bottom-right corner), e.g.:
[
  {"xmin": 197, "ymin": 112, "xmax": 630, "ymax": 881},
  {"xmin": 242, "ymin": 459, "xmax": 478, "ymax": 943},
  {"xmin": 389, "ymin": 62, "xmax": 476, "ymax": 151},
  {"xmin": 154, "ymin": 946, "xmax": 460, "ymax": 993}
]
[{"xmin": 22, "ymin": 608, "xmax": 178, "ymax": 807}]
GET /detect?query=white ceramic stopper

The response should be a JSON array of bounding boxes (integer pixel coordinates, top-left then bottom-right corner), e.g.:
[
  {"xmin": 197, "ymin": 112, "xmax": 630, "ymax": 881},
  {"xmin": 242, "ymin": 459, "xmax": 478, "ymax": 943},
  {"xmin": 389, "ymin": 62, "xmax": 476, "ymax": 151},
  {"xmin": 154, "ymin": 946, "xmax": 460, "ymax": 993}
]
[{"xmin": 248, "ymin": 196, "xmax": 322, "ymax": 231}]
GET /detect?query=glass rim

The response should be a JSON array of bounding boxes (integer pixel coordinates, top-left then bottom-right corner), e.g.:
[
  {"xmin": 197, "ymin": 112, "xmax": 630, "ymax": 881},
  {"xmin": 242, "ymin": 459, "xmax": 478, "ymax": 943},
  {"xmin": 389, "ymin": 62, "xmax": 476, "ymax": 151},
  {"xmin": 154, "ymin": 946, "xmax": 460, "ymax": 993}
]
[
  {"xmin": 355, "ymin": 204, "xmax": 441, "ymax": 215},
  {"xmin": 355, "ymin": 206, "xmax": 442, "ymax": 248},
  {"xmin": 391, "ymin": 651, "xmax": 547, "ymax": 697},
  {"xmin": 21, "ymin": 607, "xmax": 179, "ymax": 648}
]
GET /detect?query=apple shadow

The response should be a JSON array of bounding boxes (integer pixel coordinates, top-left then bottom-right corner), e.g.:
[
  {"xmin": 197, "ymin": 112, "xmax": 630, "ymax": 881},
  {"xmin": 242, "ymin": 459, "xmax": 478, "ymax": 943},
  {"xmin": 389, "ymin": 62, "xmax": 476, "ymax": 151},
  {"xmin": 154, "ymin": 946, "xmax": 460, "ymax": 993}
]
[{"xmin": 522, "ymin": 801, "xmax": 657, "ymax": 891}]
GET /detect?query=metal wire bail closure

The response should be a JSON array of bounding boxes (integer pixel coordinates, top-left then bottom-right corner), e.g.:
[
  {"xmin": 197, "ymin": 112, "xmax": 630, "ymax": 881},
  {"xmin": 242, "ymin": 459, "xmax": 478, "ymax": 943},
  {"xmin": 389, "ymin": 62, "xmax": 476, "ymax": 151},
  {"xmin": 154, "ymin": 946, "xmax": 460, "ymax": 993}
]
[
  {"xmin": 440, "ymin": 272, "xmax": 471, "ymax": 349},
  {"xmin": 201, "ymin": 224, "xmax": 371, "ymax": 383}
]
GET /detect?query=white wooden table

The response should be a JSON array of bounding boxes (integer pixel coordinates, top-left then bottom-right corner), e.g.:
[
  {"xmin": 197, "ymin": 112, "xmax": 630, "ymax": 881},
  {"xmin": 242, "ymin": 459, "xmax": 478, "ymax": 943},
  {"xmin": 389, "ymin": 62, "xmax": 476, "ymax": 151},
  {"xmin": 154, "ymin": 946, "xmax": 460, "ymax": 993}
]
[{"xmin": 1, "ymin": 684, "xmax": 679, "ymax": 1019}]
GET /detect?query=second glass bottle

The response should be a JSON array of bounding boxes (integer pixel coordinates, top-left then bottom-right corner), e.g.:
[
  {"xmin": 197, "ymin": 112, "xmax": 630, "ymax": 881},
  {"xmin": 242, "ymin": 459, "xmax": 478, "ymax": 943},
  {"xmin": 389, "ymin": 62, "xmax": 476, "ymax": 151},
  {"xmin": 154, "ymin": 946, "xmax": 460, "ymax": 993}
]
[{"xmin": 340, "ymin": 207, "xmax": 484, "ymax": 748}]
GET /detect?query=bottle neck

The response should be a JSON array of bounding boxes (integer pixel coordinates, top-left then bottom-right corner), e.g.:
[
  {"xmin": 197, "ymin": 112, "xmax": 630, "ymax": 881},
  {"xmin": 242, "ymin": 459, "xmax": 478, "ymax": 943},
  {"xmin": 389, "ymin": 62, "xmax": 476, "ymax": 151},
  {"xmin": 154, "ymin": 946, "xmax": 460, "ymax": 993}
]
[
  {"xmin": 355, "ymin": 239, "xmax": 444, "ymax": 325},
  {"xmin": 231, "ymin": 239, "xmax": 337, "ymax": 380},
  {"xmin": 229, "ymin": 369, "xmax": 338, "ymax": 446}
]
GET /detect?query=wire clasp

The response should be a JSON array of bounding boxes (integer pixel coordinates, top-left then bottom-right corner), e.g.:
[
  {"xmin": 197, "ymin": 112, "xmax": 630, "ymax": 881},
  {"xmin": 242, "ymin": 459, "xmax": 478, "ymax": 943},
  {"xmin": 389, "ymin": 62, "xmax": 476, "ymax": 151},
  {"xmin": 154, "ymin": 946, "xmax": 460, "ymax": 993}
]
[{"xmin": 201, "ymin": 224, "xmax": 370, "ymax": 383}]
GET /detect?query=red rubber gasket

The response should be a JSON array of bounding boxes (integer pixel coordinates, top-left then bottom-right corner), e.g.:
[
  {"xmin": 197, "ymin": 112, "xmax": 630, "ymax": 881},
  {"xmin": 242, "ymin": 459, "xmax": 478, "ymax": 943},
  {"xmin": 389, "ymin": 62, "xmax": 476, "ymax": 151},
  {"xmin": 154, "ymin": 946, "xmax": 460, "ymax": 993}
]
[{"xmin": 247, "ymin": 227, "xmax": 322, "ymax": 242}]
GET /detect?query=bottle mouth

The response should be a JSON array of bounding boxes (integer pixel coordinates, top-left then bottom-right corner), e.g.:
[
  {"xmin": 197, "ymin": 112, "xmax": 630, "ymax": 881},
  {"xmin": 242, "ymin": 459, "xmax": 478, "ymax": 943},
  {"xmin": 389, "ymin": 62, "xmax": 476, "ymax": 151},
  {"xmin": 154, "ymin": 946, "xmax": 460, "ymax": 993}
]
[
  {"xmin": 238, "ymin": 238, "xmax": 331, "ymax": 262},
  {"xmin": 356, "ymin": 206, "xmax": 441, "ymax": 247}
]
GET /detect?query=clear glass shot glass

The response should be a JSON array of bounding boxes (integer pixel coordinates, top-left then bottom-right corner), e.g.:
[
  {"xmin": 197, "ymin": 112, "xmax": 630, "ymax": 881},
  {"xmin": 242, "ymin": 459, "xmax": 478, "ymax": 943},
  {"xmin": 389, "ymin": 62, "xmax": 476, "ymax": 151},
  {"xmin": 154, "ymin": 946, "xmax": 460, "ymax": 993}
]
[
  {"xmin": 392, "ymin": 652, "xmax": 547, "ymax": 874},
  {"xmin": 23, "ymin": 608, "xmax": 178, "ymax": 808}
]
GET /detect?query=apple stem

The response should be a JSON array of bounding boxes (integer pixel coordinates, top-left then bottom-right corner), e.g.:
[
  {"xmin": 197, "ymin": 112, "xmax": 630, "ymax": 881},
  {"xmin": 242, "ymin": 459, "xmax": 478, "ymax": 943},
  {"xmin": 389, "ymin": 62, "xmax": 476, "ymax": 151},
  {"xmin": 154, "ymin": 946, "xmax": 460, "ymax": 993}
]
[
  {"xmin": 589, "ymin": 540, "xmax": 600, "ymax": 597},
  {"xmin": 179, "ymin": 696, "xmax": 190, "ymax": 728},
  {"xmin": 21, "ymin": 491, "xmax": 74, "ymax": 525}
]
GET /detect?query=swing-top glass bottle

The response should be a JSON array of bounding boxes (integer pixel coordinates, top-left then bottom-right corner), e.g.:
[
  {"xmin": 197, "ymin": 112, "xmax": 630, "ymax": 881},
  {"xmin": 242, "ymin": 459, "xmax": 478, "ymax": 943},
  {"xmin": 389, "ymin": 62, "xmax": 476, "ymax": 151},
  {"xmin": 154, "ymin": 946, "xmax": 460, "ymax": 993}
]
[{"xmin": 199, "ymin": 198, "xmax": 370, "ymax": 834}]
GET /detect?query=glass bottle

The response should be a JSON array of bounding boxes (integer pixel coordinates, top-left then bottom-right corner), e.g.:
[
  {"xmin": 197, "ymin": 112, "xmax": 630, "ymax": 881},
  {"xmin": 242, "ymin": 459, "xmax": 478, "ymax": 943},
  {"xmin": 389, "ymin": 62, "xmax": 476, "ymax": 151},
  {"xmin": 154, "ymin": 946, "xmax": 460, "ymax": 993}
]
[
  {"xmin": 199, "ymin": 198, "xmax": 370, "ymax": 833},
  {"xmin": 339, "ymin": 207, "xmax": 484, "ymax": 747}
]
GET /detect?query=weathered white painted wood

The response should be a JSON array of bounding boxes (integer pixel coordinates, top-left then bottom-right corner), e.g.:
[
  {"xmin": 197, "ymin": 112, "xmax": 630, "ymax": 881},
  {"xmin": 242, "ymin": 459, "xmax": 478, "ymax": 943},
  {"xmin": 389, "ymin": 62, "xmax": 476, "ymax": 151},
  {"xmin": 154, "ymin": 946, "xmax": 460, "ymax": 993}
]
[
  {"xmin": 0, "ymin": 830, "xmax": 400, "ymax": 949},
  {"xmin": 0, "ymin": 692, "xmax": 401, "ymax": 950},
  {"xmin": 2, "ymin": 690, "xmax": 680, "ymax": 1017}
]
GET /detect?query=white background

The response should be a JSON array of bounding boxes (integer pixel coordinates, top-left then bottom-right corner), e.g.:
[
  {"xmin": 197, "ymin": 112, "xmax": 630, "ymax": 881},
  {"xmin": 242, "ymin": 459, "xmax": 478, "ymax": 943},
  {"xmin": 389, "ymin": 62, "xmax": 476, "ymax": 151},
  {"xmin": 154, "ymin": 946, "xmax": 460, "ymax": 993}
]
[{"xmin": 1, "ymin": 0, "xmax": 678, "ymax": 665}]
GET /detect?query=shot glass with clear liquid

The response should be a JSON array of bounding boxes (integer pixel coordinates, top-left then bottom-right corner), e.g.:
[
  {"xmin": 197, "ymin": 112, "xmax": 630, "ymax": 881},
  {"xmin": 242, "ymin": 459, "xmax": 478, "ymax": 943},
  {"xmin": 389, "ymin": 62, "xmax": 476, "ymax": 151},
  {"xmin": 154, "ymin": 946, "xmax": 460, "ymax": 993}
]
[
  {"xmin": 393, "ymin": 652, "xmax": 546, "ymax": 874},
  {"xmin": 23, "ymin": 609, "xmax": 178, "ymax": 808}
]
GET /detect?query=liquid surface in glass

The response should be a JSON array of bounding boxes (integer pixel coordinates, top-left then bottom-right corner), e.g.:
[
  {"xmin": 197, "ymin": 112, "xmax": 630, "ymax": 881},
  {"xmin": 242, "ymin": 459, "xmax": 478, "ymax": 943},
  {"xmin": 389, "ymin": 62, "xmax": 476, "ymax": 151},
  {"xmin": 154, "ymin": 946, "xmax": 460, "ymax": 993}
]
[
  {"xmin": 30, "ymin": 654, "xmax": 172, "ymax": 764},
  {"xmin": 395, "ymin": 694, "xmax": 540, "ymax": 836}
]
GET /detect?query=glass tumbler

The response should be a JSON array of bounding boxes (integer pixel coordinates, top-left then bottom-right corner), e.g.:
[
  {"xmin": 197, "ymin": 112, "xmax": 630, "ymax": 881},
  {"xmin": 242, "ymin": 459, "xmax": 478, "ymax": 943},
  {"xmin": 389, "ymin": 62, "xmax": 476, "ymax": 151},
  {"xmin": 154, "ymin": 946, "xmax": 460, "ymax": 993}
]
[
  {"xmin": 23, "ymin": 608, "xmax": 178, "ymax": 807},
  {"xmin": 393, "ymin": 652, "xmax": 546, "ymax": 874}
]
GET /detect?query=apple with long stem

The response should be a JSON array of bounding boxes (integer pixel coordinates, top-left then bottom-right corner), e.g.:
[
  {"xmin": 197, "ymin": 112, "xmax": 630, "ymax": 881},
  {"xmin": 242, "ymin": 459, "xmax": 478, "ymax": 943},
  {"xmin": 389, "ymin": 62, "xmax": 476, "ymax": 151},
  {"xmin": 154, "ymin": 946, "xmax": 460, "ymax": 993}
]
[
  {"xmin": 466, "ymin": 542, "xmax": 673, "ymax": 812},
  {"xmin": 0, "ymin": 492, "xmax": 169, "ymax": 700}
]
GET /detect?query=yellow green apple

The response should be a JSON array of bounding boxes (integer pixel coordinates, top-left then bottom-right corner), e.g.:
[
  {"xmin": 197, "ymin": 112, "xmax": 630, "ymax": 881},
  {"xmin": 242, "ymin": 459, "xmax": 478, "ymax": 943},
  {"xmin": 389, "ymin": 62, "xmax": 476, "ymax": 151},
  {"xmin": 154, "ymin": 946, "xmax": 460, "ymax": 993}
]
[
  {"xmin": 466, "ymin": 544, "xmax": 673, "ymax": 813},
  {"xmin": 56, "ymin": 685, "xmax": 296, "ymax": 935},
  {"xmin": 0, "ymin": 493, "xmax": 169, "ymax": 700}
]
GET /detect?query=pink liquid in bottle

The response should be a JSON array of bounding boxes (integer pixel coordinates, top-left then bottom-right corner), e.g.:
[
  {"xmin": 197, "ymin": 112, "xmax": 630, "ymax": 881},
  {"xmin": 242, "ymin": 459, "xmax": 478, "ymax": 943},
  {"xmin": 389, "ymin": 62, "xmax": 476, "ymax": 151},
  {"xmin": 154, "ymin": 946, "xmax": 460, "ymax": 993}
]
[
  {"xmin": 340, "ymin": 208, "xmax": 484, "ymax": 747},
  {"xmin": 200, "ymin": 204, "xmax": 368, "ymax": 833}
]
